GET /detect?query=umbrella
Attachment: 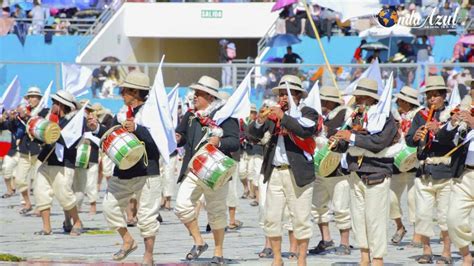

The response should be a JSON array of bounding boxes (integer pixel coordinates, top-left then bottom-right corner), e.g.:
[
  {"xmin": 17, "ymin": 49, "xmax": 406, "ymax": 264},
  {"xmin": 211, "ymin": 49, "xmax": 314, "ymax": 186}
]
[
  {"xmin": 271, "ymin": 0, "xmax": 298, "ymax": 12},
  {"xmin": 101, "ymin": 56, "xmax": 120, "ymax": 62},
  {"xmin": 10, "ymin": 1, "xmax": 33, "ymax": 10},
  {"xmin": 361, "ymin": 42, "xmax": 389, "ymax": 50},
  {"xmin": 458, "ymin": 35, "xmax": 474, "ymax": 45},
  {"xmin": 267, "ymin": 34, "xmax": 301, "ymax": 47},
  {"xmin": 309, "ymin": 0, "xmax": 381, "ymax": 22},
  {"xmin": 359, "ymin": 25, "xmax": 414, "ymax": 39},
  {"xmin": 380, "ymin": 0, "xmax": 400, "ymax": 5}
]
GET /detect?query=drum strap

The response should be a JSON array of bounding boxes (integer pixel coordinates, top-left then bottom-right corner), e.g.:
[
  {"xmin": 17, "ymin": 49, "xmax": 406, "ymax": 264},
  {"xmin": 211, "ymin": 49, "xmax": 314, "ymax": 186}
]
[{"xmin": 141, "ymin": 141, "xmax": 149, "ymax": 167}]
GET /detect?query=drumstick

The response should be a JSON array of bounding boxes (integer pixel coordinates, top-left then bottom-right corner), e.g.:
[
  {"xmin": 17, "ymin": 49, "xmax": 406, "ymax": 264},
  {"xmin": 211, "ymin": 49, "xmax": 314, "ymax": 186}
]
[{"xmin": 420, "ymin": 105, "xmax": 435, "ymax": 140}]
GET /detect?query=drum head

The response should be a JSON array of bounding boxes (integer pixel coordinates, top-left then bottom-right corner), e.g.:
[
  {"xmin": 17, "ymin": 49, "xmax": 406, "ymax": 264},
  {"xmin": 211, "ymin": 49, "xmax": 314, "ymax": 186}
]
[
  {"xmin": 117, "ymin": 145, "xmax": 146, "ymax": 170},
  {"xmin": 318, "ymin": 152, "xmax": 341, "ymax": 177},
  {"xmin": 43, "ymin": 122, "xmax": 61, "ymax": 144}
]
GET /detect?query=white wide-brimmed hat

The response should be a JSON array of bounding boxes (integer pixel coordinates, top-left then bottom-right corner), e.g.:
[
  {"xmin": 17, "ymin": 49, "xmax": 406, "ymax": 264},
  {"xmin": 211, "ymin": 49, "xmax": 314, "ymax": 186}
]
[
  {"xmin": 394, "ymin": 86, "xmax": 420, "ymax": 107},
  {"xmin": 51, "ymin": 90, "xmax": 76, "ymax": 109},
  {"xmin": 250, "ymin": 103, "xmax": 257, "ymax": 112},
  {"xmin": 465, "ymin": 78, "xmax": 474, "ymax": 87},
  {"xmin": 353, "ymin": 78, "xmax": 379, "ymax": 101},
  {"xmin": 422, "ymin": 76, "xmax": 447, "ymax": 93},
  {"xmin": 272, "ymin": 75, "xmax": 308, "ymax": 98},
  {"xmin": 190, "ymin": 76, "xmax": 221, "ymax": 99},
  {"xmin": 120, "ymin": 70, "xmax": 150, "ymax": 91},
  {"xmin": 320, "ymin": 86, "xmax": 343, "ymax": 105},
  {"xmin": 24, "ymin": 87, "xmax": 42, "ymax": 98}
]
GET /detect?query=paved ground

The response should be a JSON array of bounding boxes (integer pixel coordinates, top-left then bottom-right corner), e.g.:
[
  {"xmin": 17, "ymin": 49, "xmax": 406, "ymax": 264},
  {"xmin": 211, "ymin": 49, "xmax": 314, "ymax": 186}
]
[{"xmin": 0, "ymin": 177, "xmax": 467, "ymax": 265}]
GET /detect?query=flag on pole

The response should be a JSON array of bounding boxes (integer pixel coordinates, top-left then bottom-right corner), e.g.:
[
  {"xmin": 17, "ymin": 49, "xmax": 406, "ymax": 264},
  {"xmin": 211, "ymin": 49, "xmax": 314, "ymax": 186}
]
[
  {"xmin": 167, "ymin": 83, "xmax": 180, "ymax": 129},
  {"xmin": 344, "ymin": 61, "xmax": 383, "ymax": 104},
  {"xmin": 367, "ymin": 72, "xmax": 393, "ymax": 134},
  {"xmin": 448, "ymin": 82, "xmax": 461, "ymax": 107},
  {"xmin": 31, "ymin": 81, "xmax": 52, "ymax": 116},
  {"xmin": 303, "ymin": 80, "xmax": 322, "ymax": 115},
  {"xmin": 213, "ymin": 68, "xmax": 254, "ymax": 126},
  {"xmin": 61, "ymin": 64, "xmax": 93, "ymax": 97},
  {"xmin": 0, "ymin": 75, "xmax": 22, "ymax": 112},
  {"xmin": 138, "ymin": 55, "xmax": 177, "ymax": 164},
  {"xmin": 61, "ymin": 101, "xmax": 87, "ymax": 148}
]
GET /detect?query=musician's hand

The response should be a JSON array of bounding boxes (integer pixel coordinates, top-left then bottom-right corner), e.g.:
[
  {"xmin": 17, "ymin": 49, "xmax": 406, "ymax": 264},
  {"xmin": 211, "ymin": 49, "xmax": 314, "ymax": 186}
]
[
  {"xmin": 175, "ymin": 133, "xmax": 182, "ymax": 143},
  {"xmin": 413, "ymin": 126, "xmax": 426, "ymax": 142},
  {"xmin": 270, "ymin": 106, "xmax": 284, "ymax": 119},
  {"xmin": 208, "ymin": 136, "xmax": 220, "ymax": 147},
  {"xmin": 334, "ymin": 130, "xmax": 351, "ymax": 142},
  {"xmin": 257, "ymin": 108, "xmax": 268, "ymax": 124},
  {"xmin": 450, "ymin": 112, "xmax": 460, "ymax": 127},
  {"xmin": 459, "ymin": 111, "xmax": 474, "ymax": 128},
  {"xmin": 123, "ymin": 118, "xmax": 135, "ymax": 133},
  {"xmin": 87, "ymin": 116, "xmax": 99, "ymax": 131},
  {"xmin": 425, "ymin": 121, "xmax": 440, "ymax": 134},
  {"xmin": 328, "ymin": 135, "xmax": 338, "ymax": 150}
]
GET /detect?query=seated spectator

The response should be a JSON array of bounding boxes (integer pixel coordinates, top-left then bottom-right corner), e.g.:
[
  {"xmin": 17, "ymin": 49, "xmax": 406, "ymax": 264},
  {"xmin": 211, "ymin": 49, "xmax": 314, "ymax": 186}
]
[
  {"xmin": 101, "ymin": 66, "xmax": 120, "ymax": 98},
  {"xmin": 366, "ymin": 50, "xmax": 382, "ymax": 63},
  {"xmin": 28, "ymin": 0, "xmax": 49, "ymax": 35}
]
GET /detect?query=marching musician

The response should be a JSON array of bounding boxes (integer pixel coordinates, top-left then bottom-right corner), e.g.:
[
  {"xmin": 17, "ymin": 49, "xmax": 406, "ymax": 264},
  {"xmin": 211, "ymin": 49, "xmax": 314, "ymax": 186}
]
[
  {"xmin": 446, "ymin": 78, "xmax": 474, "ymax": 266},
  {"xmin": 34, "ymin": 90, "xmax": 84, "ymax": 236},
  {"xmin": 331, "ymin": 78, "xmax": 398, "ymax": 266},
  {"xmin": 389, "ymin": 86, "xmax": 423, "ymax": 246},
  {"xmin": 174, "ymin": 76, "xmax": 239, "ymax": 265},
  {"xmin": 8, "ymin": 87, "xmax": 49, "ymax": 215},
  {"xmin": 0, "ymin": 110, "xmax": 20, "ymax": 199},
  {"xmin": 405, "ymin": 76, "xmax": 464, "ymax": 264},
  {"xmin": 89, "ymin": 70, "xmax": 161, "ymax": 265},
  {"xmin": 309, "ymin": 86, "xmax": 352, "ymax": 256},
  {"xmin": 249, "ymin": 75, "xmax": 319, "ymax": 266}
]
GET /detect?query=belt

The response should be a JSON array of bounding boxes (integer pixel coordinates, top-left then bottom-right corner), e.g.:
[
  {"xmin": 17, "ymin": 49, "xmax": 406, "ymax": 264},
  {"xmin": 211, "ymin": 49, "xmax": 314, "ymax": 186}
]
[
  {"xmin": 275, "ymin": 165, "xmax": 291, "ymax": 170},
  {"xmin": 466, "ymin": 165, "xmax": 474, "ymax": 170}
]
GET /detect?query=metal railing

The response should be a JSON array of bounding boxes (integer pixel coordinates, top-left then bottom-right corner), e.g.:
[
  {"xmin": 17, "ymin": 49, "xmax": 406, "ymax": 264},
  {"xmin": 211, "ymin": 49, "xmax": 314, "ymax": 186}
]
[{"xmin": 13, "ymin": 17, "xmax": 97, "ymax": 35}]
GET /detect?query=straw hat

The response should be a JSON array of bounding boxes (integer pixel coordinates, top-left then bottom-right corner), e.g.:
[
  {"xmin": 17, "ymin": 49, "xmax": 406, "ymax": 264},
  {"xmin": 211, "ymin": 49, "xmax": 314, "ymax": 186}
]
[
  {"xmin": 272, "ymin": 75, "xmax": 308, "ymax": 98},
  {"xmin": 51, "ymin": 90, "xmax": 76, "ymax": 109},
  {"xmin": 24, "ymin": 87, "xmax": 42, "ymax": 98},
  {"xmin": 218, "ymin": 91, "xmax": 230, "ymax": 101},
  {"xmin": 250, "ymin": 103, "xmax": 257, "ymax": 112},
  {"xmin": 79, "ymin": 99, "xmax": 94, "ymax": 111},
  {"xmin": 120, "ymin": 70, "xmax": 150, "ymax": 90},
  {"xmin": 320, "ymin": 86, "xmax": 343, "ymax": 105},
  {"xmin": 189, "ymin": 76, "xmax": 221, "ymax": 99},
  {"xmin": 353, "ymin": 78, "xmax": 379, "ymax": 100},
  {"xmin": 465, "ymin": 78, "xmax": 474, "ymax": 87},
  {"xmin": 394, "ymin": 86, "xmax": 420, "ymax": 107},
  {"xmin": 391, "ymin": 53, "xmax": 406, "ymax": 62},
  {"xmin": 422, "ymin": 76, "xmax": 447, "ymax": 92}
]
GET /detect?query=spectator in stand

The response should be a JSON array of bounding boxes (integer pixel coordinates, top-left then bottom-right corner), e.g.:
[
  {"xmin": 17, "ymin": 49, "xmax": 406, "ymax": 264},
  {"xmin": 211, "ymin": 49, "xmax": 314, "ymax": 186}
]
[
  {"xmin": 29, "ymin": 0, "xmax": 48, "ymax": 35},
  {"xmin": 11, "ymin": 4, "xmax": 26, "ymax": 18},
  {"xmin": 397, "ymin": 40, "xmax": 416, "ymax": 62},
  {"xmin": 101, "ymin": 67, "xmax": 120, "ymax": 98},
  {"xmin": 219, "ymin": 39, "xmax": 236, "ymax": 88},
  {"xmin": 438, "ymin": 1, "xmax": 452, "ymax": 16},
  {"xmin": 414, "ymin": 36, "xmax": 432, "ymax": 63},
  {"xmin": 366, "ymin": 50, "xmax": 382, "ymax": 63},
  {"xmin": 352, "ymin": 40, "xmax": 367, "ymax": 64},
  {"xmin": 283, "ymin": 46, "xmax": 303, "ymax": 64},
  {"xmin": 91, "ymin": 65, "xmax": 107, "ymax": 98}
]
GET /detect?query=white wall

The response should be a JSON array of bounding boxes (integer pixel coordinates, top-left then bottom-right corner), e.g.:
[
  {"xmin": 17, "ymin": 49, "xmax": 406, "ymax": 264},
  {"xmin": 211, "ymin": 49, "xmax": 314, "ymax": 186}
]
[{"xmin": 124, "ymin": 3, "xmax": 277, "ymax": 38}]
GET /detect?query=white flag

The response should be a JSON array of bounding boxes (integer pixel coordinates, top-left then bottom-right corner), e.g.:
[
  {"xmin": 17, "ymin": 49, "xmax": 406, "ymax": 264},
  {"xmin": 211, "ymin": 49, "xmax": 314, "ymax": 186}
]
[
  {"xmin": 138, "ymin": 55, "xmax": 177, "ymax": 164},
  {"xmin": 31, "ymin": 81, "xmax": 52, "ymax": 116},
  {"xmin": 367, "ymin": 72, "xmax": 393, "ymax": 134},
  {"xmin": 344, "ymin": 61, "xmax": 383, "ymax": 104},
  {"xmin": 285, "ymin": 82, "xmax": 315, "ymax": 127},
  {"xmin": 61, "ymin": 64, "xmax": 93, "ymax": 97},
  {"xmin": 213, "ymin": 68, "xmax": 253, "ymax": 126},
  {"xmin": 61, "ymin": 101, "xmax": 87, "ymax": 148},
  {"xmin": 167, "ymin": 83, "xmax": 180, "ymax": 129},
  {"xmin": 448, "ymin": 82, "xmax": 461, "ymax": 107},
  {"xmin": 0, "ymin": 76, "xmax": 22, "ymax": 112},
  {"xmin": 304, "ymin": 80, "xmax": 322, "ymax": 115}
]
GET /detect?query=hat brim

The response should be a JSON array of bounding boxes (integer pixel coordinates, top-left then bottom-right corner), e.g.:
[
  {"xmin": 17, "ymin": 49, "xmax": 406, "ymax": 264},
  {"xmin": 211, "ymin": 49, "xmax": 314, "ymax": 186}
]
[
  {"xmin": 271, "ymin": 85, "xmax": 308, "ymax": 98},
  {"xmin": 24, "ymin": 93, "xmax": 42, "ymax": 98},
  {"xmin": 320, "ymin": 95, "xmax": 343, "ymax": 105},
  {"xmin": 422, "ymin": 86, "xmax": 448, "ymax": 93},
  {"xmin": 120, "ymin": 81, "xmax": 150, "ymax": 91},
  {"xmin": 189, "ymin": 84, "xmax": 221, "ymax": 99},
  {"xmin": 352, "ymin": 90, "xmax": 380, "ymax": 101},
  {"xmin": 465, "ymin": 79, "xmax": 474, "ymax": 87},
  {"xmin": 51, "ymin": 94, "xmax": 76, "ymax": 109},
  {"xmin": 394, "ymin": 93, "xmax": 420, "ymax": 107}
]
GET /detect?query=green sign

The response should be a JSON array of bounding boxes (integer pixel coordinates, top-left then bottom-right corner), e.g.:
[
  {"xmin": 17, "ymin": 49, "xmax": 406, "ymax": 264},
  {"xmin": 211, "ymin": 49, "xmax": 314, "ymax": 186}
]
[{"xmin": 201, "ymin": 9, "xmax": 223, "ymax": 19}]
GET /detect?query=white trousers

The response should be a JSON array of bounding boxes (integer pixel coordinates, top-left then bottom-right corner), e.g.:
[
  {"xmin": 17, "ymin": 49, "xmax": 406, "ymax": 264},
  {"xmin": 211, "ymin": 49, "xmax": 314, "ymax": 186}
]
[
  {"xmin": 100, "ymin": 153, "xmax": 114, "ymax": 178},
  {"xmin": 174, "ymin": 172, "xmax": 229, "ymax": 230},
  {"xmin": 2, "ymin": 153, "xmax": 19, "ymax": 180},
  {"xmin": 72, "ymin": 163, "xmax": 99, "ymax": 208},
  {"xmin": 162, "ymin": 155, "xmax": 179, "ymax": 198},
  {"xmin": 258, "ymin": 173, "xmax": 293, "ymax": 231},
  {"xmin": 34, "ymin": 165, "xmax": 76, "ymax": 212},
  {"xmin": 103, "ymin": 175, "xmax": 161, "ymax": 238},
  {"xmin": 448, "ymin": 170, "xmax": 474, "ymax": 249},
  {"xmin": 15, "ymin": 154, "xmax": 39, "ymax": 193},
  {"xmin": 349, "ymin": 173, "xmax": 390, "ymax": 258},
  {"xmin": 239, "ymin": 153, "xmax": 263, "ymax": 186},
  {"xmin": 311, "ymin": 175, "xmax": 351, "ymax": 230},
  {"xmin": 264, "ymin": 168, "xmax": 313, "ymax": 240},
  {"xmin": 389, "ymin": 172, "xmax": 416, "ymax": 223},
  {"xmin": 226, "ymin": 163, "xmax": 239, "ymax": 208},
  {"xmin": 415, "ymin": 177, "xmax": 451, "ymax": 237}
]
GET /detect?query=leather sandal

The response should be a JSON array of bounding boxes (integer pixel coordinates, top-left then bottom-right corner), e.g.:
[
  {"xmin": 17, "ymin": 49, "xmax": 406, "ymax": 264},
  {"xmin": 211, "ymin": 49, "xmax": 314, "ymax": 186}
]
[
  {"xmin": 34, "ymin": 230, "xmax": 52, "ymax": 235},
  {"xmin": 112, "ymin": 241, "xmax": 138, "ymax": 261},
  {"xmin": 435, "ymin": 256, "xmax": 453, "ymax": 265},
  {"xmin": 258, "ymin": 247, "xmax": 273, "ymax": 258},
  {"xmin": 185, "ymin": 242, "xmax": 208, "ymax": 260},
  {"xmin": 416, "ymin": 254, "xmax": 433, "ymax": 264},
  {"xmin": 391, "ymin": 227, "xmax": 407, "ymax": 244}
]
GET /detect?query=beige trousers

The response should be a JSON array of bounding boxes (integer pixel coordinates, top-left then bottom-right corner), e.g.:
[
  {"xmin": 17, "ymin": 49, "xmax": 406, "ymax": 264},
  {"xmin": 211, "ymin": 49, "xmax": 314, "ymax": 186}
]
[
  {"xmin": 174, "ymin": 171, "xmax": 229, "ymax": 230},
  {"xmin": 349, "ymin": 173, "xmax": 390, "ymax": 258},
  {"xmin": 226, "ymin": 163, "xmax": 239, "ymax": 208},
  {"xmin": 239, "ymin": 153, "xmax": 263, "ymax": 186},
  {"xmin": 34, "ymin": 165, "xmax": 76, "ymax": 212},
  {"xmin": 100, "ymin": 153, "xmax": 114, "ymax": 178},
  {"xmin": 311, "ymin": 175, "xmax": 351, "ymax": 230},
  {"xmin": 448, "ymin": 170, "xmax": 474, "ymax": 249},
  {"xmin": 15, "ymin": 154, "xmax": 39, "ymax": 193},
  {"xmin": 264, "ymin": 168, "xmax": 313, "ymax": 240},
  {"xmin": 103, "ymin": 175, "xmax": 161, "ymax": 238},
  {"xmin": 258, "ymin": 173, "xmax": 293, "ymax": 231},
  {"xmin": 389, "ymin": 172, "xmax": 416, "ymax": 223},
  {"xmin": 2, "ymin": 153, "xmax": 19, "ymax": 179},
  {"xmin": 72, "ymin": 163, "xmax": 99, "ymax": 208},
  {"xmin": 415, "ymin": 177, "xmax": 452, "ymax": 237},
  {"xmin": 162, "ymin": 155, "xmax": 180, "ymax": 198}
]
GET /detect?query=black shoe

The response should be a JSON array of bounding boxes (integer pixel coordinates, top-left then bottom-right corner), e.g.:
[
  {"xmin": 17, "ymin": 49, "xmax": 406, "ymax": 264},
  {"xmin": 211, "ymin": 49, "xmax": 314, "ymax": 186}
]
[
  {"xmin": 157, "ymin": 214, "xmax": 163, "ymax": 223},
  {"xmin": 210, "ymin": 256, "xmax": 225, "ymax": 265},
  {"xmin": 206, "ymin": 224, "xmax": 211, "ymax": 232},
  {"xmin": 308, "ymin": 240, "xmax": 335, "ymax": 255}
]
